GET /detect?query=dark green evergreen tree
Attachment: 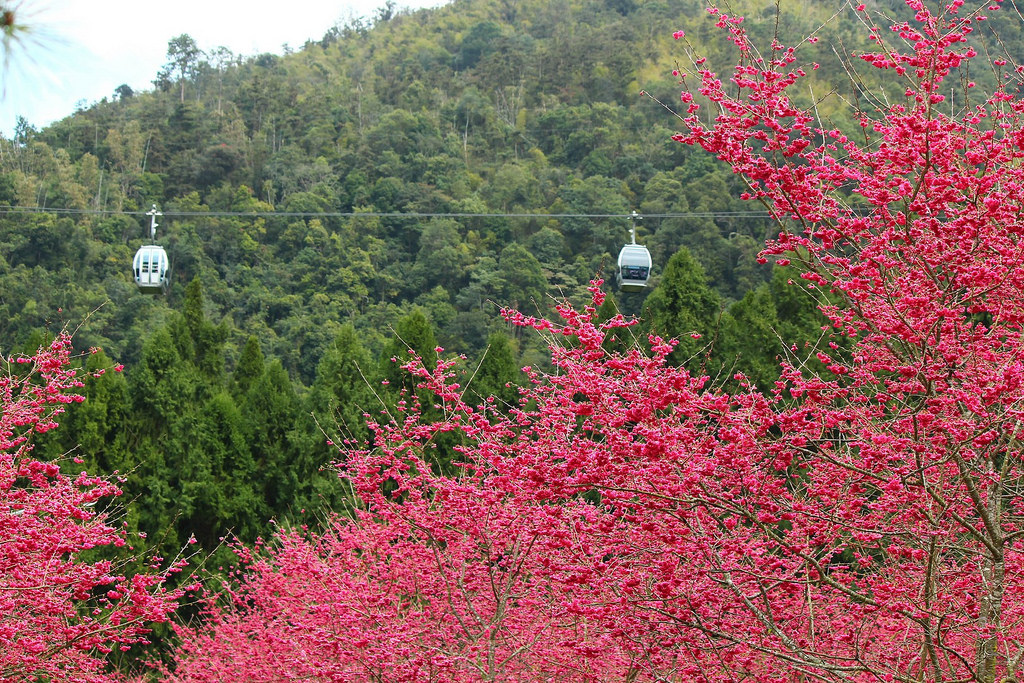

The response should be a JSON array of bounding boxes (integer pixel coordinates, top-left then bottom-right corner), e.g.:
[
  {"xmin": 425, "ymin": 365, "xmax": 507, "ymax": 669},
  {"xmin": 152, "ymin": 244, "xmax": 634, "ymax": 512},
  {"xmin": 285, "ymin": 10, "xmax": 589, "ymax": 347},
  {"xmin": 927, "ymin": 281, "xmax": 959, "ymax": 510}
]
[
  {"xmin": 233, "ymin": 335, "xmax": 265, "ymax": 396},
  {"xmin": 643, "ymin": 247, "xmax": 721, "ymax": 368},
  {"xmin": 379, "ymin": 308, "xmax": 439, "ymax": 401},
  {"xmin": 466, "ymin": 331, "xmax": 520, "ymax": 408},
  {"xmin": 130, "ymin": 326, "xmax": 203, "ymax": 550},
  {"xmin": 242, "ymin": 360, "xmax": 310, "ymax": 519},
  {"xmin": 769, "ymin": 264, "xmax": 831, "ymax": 349},
  {"xmin": 716, "ymin": 284, "xmax": 782, "ymax": 390},
  {"xmin": 309, "ymin": 324, "xmax": 377, "ymax": 446},
  {"xmin": 181, "ymin": 276, "xmax": 228, "ymax": 378},
  {"xmin": 182, "ymin": 391, "xmax": 262, "ymax": 549},
  {"xmin": 714, "ymin": 264, "xmax": 836, "ymax": 390},
  {"xmin": 298, "ymin": 324, "xmax": 380, "ymax": 512}
]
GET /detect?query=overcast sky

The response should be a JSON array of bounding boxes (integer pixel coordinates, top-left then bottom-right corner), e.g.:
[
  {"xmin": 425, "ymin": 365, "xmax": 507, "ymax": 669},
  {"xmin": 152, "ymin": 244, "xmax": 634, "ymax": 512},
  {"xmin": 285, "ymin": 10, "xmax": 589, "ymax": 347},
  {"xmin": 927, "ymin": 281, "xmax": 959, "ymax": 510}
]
[{"xmin": 1, "ymin": 0, "xmax": 448, "ymax": 136}]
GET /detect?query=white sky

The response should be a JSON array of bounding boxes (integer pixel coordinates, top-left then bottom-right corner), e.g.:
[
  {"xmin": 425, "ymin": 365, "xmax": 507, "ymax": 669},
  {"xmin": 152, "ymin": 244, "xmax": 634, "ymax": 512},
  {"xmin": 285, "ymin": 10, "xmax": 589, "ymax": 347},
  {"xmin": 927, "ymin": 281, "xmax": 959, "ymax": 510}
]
[{"xmin": 1, "ymin": 0, "xmax": 448, "ymax": 136}]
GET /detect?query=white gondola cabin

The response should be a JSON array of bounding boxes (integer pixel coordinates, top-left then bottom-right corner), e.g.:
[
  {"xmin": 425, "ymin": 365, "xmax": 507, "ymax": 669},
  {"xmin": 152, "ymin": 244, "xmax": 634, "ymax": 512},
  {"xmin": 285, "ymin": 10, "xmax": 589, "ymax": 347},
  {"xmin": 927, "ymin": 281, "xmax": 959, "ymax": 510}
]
[
  {"xmin": 132, "ymin": 204, "xmax": 170, "ymax": 293},
  {"xmin": 617, "ymin": 244, "xmax": 652, "ymax": 292},
  {"xmin": 616, "ymin": 211, "xmax": 652, "ymax": 292},
  {"xmin": 133, "ymin": 245, "xmax": 170, "ymax": 291}
]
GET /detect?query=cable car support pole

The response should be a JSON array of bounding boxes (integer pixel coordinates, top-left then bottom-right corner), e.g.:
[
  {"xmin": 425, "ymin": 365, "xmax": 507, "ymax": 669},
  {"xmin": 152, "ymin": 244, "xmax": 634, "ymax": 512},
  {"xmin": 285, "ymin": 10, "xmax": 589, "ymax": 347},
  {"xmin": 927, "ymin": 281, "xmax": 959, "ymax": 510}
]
[
  {"xmin": 628, "ymin": 209, "xmax": 641, "ymax": 244},
  {"xmin": 146, "ymin": 204, "xmax": 162, "ymax": 240}
]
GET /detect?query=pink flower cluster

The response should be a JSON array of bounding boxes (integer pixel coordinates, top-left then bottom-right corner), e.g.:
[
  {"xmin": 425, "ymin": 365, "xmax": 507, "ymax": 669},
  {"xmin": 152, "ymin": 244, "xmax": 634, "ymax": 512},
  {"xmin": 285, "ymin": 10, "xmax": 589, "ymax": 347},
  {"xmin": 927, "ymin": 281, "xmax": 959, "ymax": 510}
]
[{"xmin": 0, "ymin": 334, "xmax": 181, "ymax": 681}]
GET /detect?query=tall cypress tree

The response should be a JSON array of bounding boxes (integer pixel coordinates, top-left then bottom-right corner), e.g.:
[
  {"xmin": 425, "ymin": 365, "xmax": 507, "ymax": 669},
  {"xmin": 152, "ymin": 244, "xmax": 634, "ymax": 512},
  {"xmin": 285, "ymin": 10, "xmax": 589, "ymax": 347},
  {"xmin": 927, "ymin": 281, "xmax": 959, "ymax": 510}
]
[
  {"xmin": 242, "ymin": 360, "xmax": 309, "ymax": 519},
  {"xmin": 182, "ymin": 390, "xmax": 262, "ymax": 548},
  {"xmin": 378, "ymin": 308, "xmax": 439, "ymax": 405},
  {"xmin": 309, "ymin": 324, "xmax": 377, "ymax": 447},
  {"xmin": 642, "ymin": 247, "xmax": 721, "ymax": 369},
  {"xmin": 715, "ymin": 284, "xmax": 782, "ymax": 390},
  {"xmin": 233, "ymin": 335, "xmax": 265, "ymax": 397},
  {"xmin": 130, "ymin": 326, "xmax": 202, "ymax": 550},
  {"xmin": 181, "ymin": 276, "xmax": 228, "ymax": 379},
  {"xmin": 466, "ymin": 331, "xmax": 520, "ymax": 409}
]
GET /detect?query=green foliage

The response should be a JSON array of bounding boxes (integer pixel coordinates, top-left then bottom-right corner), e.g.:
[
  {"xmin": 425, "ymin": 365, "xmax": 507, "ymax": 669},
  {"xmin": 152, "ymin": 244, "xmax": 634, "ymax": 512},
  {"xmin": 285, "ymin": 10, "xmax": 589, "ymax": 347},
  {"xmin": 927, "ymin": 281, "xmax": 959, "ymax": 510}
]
[
  {"xmin": 379, "ymin": 307, "xmax": 439, "ymax": 398},
  {"xmin": 232, "ymin": 335, "xmax": 264, "ymax": 396},
  {"xmin": 712, "ymin": 265, "xmax": 838, "ymax": 390},
  {"xmin": 466, "ymin": 330, "xmax": 520, "ymax": 408},
  {"xmin": 182, "ymin": 277, "xmax": 225, "ymax": 372},
  {"xmin": 184, "ymin": 390, "xmax": 262, "ymax": 547},
  {"xmin": 643, "ymin": 247, "xmax": 721, "ymax": 368},
  {"xmin": 716, "ymin": 284, "xmax": 783, "ymax": 390},
  {"xmin": 241, "ymin": 360, "xmax": 305, "ymax": 518},
  {"xmin": 309, "ymin": 324, "xmax": 377, "ymax": 446},
  {"xmin": 496, "ymin": 242, "xmax": 547, "ymax": 310}
]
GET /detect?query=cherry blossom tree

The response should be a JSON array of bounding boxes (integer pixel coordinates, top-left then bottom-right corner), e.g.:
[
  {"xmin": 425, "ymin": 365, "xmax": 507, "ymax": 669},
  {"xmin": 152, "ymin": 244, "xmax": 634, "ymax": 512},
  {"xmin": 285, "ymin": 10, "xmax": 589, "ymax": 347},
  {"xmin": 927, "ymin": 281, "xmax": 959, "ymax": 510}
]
[
  {"xmin": 0, "ymin": 333, "xmax": 182, "ymax": 682},
  {"xmin": 659, "ymin": 0, "xmax": 1024, "ymax": 677},
  {"xmin": 169, "ymin": 1, "xmax": 1024, "ymax": 680}
]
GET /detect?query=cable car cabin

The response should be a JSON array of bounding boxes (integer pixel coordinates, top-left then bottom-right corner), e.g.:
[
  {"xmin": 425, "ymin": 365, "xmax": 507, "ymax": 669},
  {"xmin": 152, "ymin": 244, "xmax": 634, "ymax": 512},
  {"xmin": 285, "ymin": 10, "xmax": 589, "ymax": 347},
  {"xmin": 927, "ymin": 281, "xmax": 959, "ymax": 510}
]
[
  {"xmin": 617, "ymin": 244, "xmax": 652, "ymax": 292},
  {"xmin": 133, "ymin": 246, "xmax": 170, "ymax": 292}
]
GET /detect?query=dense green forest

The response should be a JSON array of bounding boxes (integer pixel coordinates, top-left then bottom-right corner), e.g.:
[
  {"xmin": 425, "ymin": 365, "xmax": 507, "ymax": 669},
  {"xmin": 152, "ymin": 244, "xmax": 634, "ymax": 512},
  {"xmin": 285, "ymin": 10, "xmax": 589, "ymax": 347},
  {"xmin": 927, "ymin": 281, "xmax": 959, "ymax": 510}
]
[{"xmin": 3, "ymin": 0, "xmax": 1019, "ymax": 567}]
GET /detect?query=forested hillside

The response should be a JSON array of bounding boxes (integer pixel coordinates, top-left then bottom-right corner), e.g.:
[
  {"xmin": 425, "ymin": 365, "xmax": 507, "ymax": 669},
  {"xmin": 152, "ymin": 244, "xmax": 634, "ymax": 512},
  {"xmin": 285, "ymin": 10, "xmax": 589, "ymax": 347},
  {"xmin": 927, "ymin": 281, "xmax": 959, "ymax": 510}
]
[{"xmin": 2, "ymin": 0, "xmax": 1017, "ymax": 561}]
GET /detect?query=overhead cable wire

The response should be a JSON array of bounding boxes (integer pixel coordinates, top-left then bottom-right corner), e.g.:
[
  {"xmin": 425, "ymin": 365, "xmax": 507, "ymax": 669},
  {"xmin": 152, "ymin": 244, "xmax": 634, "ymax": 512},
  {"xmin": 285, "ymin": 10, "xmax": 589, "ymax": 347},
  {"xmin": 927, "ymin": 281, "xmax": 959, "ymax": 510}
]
[{"xmin": 0, "ymin": 206, "xmax": 777, "ymax": 219}]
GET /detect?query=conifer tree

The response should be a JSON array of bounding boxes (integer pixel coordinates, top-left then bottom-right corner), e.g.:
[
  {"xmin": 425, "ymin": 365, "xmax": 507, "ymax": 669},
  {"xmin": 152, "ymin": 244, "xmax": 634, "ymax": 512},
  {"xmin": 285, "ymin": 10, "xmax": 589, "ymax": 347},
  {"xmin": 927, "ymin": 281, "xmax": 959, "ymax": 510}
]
[
  {"xmin": 642, "ymin": 246, "xmax": 720, "ymax": 366},
  {"xmin": 466, "ymin": 331, "xmax": 519, "ymax": 408},
  {"xmin": 715, "ymin": 283, "xmax": 781, "ymax": 389},
  {"xmin": 309, "ymin": 324, "xmax": 377, "ymax": 447},
  {"xmin": 379, "ymin": 308, "xmax": 439, "ymax": 402},
  {"xmin": 232, "ymin": 335, "xmax": 264, "ymax": 397},
  {"xmin": 184, "ymin": 391, "xmax": 261, "ymax": 548},
  {"xmin": 243, "ymin": 360, "xmax": 306, "ymax": 518},
  {"xmin": 181, "ymin": 276, "xmax": 228, "ymax": 379}
]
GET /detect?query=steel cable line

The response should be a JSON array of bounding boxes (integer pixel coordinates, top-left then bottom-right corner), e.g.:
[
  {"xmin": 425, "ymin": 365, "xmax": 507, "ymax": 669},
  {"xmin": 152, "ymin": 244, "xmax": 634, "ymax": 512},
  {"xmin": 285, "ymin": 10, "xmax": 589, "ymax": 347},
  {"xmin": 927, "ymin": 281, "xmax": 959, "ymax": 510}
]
[{"xmin": 0, "ymin": 206, "xmax": 776, "ymax": 219}]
